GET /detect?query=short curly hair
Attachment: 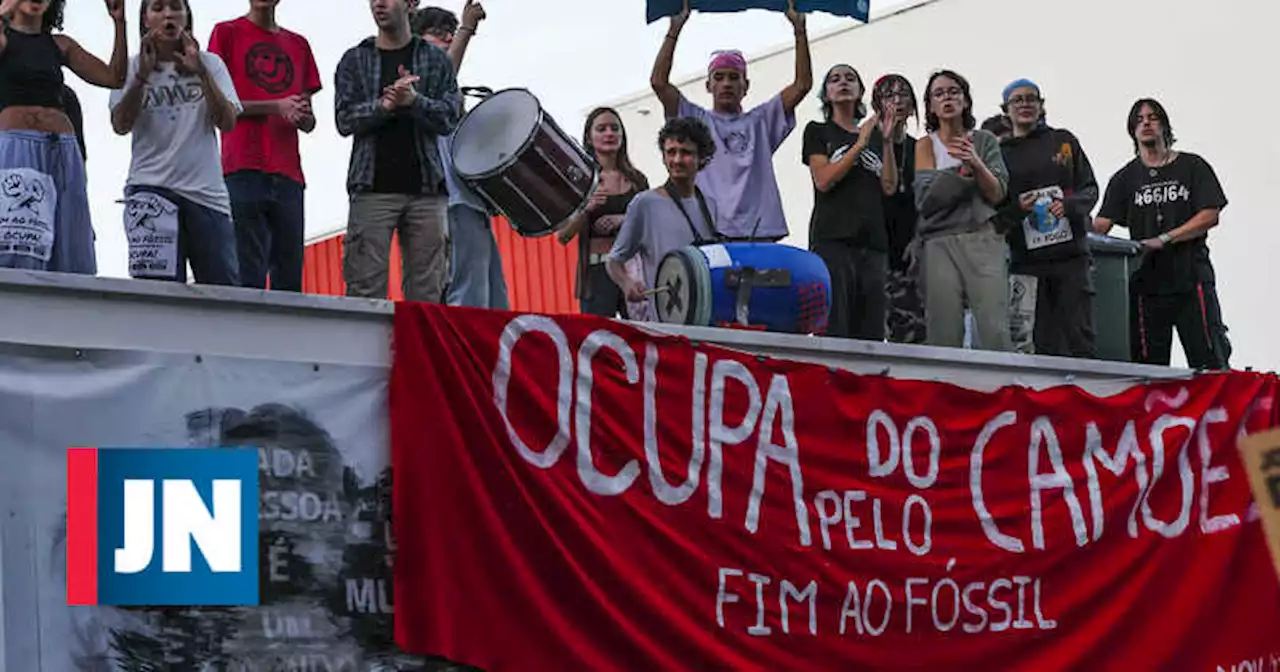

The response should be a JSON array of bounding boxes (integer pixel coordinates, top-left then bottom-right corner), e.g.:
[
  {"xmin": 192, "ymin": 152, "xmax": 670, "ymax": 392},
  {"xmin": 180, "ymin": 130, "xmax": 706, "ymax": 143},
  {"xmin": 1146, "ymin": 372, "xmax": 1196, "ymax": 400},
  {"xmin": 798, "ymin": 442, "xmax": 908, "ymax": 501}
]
[
  {"xmin": 412, "ymin": 6, "xmax": 458, "ymax": 37},
  {"xmin": 658, "ymin": 117, "xmax": 716, "ymax": 169}
]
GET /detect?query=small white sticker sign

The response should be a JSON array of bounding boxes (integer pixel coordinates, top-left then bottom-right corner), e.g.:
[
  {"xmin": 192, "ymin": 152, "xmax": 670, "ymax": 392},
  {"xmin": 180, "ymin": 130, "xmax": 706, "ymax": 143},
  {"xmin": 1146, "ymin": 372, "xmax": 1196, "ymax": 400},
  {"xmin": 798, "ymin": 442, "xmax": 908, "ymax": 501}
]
[
  {"xmin": 123, "ymin": 192, "xmax": 180, "ymax": 279},
  {"xmin": 700, "ymin": 244, "xmax": 732, "ymax": 269},
  {"xmin": 0, "ymin": 168, "xmax": 57, "ymax": 263},
  {"xmin": 1021, "ymin": 186, "xmax": 1074, "ymax": 251}
]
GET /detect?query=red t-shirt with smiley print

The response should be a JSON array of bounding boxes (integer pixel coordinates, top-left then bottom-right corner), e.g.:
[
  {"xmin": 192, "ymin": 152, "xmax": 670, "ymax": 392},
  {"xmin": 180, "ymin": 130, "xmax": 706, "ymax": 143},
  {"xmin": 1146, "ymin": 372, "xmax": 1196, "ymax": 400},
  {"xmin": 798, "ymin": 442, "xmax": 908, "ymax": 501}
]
[{"xmin": 208, "ymin": 17, "xmax": 322, "ymax": 186}]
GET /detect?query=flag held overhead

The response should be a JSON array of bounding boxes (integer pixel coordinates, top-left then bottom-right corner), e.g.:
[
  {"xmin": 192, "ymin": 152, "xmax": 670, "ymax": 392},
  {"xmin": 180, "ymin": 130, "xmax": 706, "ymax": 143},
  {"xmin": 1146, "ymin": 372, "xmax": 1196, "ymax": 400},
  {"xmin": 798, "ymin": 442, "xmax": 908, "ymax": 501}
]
[{"xmin": 646, "ymin": 0, "xmax": 870, "ymax": 23}]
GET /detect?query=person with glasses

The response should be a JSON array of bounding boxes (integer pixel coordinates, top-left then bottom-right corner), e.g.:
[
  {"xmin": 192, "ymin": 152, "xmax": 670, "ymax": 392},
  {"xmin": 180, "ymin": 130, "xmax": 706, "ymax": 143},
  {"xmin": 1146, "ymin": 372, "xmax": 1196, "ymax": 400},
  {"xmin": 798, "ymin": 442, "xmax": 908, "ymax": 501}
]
[
  {"xmin": 912, "ymin": 69, "xmax": 1011, "ymax": 352},
  {"xmin": 649, "ymin": 0, "xmax": 811, "ymax": 242},
  {"xmin": 1093, "ymin": 98, "xmax": 1231, "ymax": 370},
  {"xmin": 993, "ymin": 79, "xmax": 1099, "ymax": 359},
  {"xmin": 869, "ymin": 74, "xmax": 924, "ymax": 345},
  {"xmin": 415, "ymin": 2, "xmax": 510, "ymax": 311}
]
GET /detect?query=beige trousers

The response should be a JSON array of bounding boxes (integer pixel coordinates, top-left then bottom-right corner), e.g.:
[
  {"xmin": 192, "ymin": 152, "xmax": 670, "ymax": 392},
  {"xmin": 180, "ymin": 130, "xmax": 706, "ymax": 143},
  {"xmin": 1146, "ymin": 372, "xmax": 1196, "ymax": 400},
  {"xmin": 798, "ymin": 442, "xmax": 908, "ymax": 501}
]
[{"xmin": 343, "ymin": 194, "xmax": 450, "ymax": 303}]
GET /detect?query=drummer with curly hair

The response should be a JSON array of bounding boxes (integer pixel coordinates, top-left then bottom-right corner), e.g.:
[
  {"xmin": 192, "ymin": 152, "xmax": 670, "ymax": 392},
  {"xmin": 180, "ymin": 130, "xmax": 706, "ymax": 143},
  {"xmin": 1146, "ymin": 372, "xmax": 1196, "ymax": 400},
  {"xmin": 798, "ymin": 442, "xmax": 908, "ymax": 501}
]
[{"xmin": 605, "ymin": 117, "xmax": 720, "ymax": 318}]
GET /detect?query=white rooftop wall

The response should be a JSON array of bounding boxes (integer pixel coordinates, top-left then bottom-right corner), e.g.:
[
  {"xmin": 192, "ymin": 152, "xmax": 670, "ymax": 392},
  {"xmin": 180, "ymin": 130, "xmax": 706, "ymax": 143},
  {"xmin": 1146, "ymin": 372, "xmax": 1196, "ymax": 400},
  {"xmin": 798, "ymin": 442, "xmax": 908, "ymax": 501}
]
[{"xmin": 600, "ymin": 0, "xmax": 1275, "ymax": 372}]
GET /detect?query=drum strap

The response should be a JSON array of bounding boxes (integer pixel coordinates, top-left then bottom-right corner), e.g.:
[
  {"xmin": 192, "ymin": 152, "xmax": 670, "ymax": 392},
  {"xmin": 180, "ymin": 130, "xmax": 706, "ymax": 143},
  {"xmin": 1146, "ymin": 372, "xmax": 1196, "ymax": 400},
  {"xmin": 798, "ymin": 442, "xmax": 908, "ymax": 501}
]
[{"xmin": 663, "ymin": 182, "xmax": 721, "ymax": 245}]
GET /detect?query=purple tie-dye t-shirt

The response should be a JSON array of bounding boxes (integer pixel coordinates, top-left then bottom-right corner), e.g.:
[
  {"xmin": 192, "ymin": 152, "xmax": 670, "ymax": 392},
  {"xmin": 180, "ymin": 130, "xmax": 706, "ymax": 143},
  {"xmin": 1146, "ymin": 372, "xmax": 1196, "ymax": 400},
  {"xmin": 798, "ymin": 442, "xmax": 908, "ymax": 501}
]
[{"xmin": 676, "ymin": 93, "xmax": 796, "ymax": 239}]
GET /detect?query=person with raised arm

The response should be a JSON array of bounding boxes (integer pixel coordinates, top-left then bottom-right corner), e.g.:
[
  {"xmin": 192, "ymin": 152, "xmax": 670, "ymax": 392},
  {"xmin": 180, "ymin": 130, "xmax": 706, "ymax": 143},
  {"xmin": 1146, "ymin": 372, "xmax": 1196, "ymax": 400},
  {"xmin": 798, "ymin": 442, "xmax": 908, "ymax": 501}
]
[
  {"xmin": 416, "ymin": 1, "xmax": 510, "ymax": 310},
  {"xmin": 912, "ymin": 69, "xmax": 1011, "ymax": 352},
  {"xmin": 110, "ymin": 0, "xmax": 243, "ymax": 286},
  {"xmin": 208, "ymin": 0, "xmax": 322, "ymax": 292},
  {"xmin": 335, "ymin": 0, "xmax": 460, "ymax": 304},
  {"xmin": 802, "ymin": 64, "xmax": 897, "ymax": 340},
  {"xmin": 0, "ymin": 0, "xmax": 128, "ymax": 275},
  {"xmin": 1093, "ymin": 98, "xmax": 1231, "ymax": 369},
  {"xmin": 650, "ymin": 0, "xmax": 811, "ymax": 242}
]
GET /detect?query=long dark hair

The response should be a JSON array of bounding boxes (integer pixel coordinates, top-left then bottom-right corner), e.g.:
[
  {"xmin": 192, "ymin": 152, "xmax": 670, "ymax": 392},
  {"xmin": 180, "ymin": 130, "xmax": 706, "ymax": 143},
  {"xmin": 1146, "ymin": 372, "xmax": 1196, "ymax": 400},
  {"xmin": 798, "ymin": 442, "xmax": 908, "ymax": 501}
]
[
  {"xmin": 138, "ymin": 0, "xmax": 196, "ymax": 39},
  {"xmin": 582, "ymin": 107, "xmax": 649, "ymax": 191},
  {"xmin": 39, "ymin": 0, "xmax": 67, "ymax": 32},
  {"xmin": 818, "ymin": 64, "xmax": 866, "ymax": 123},
  {"xmin": 924, "ymin": 69, "xmax": 975, "ymax": 133},
  {"xmin": 1127, "ymin": 97, "xmax": 1176, "ymax": 153}
]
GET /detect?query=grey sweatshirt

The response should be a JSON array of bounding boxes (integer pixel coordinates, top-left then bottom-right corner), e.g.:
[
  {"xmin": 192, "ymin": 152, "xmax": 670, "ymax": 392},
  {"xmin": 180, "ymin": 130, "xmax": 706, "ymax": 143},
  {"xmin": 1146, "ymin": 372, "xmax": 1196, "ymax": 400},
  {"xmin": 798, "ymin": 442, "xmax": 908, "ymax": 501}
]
[{"xmin": 912, "ymin": 129, "xmax": 1010, "ymax": 240}]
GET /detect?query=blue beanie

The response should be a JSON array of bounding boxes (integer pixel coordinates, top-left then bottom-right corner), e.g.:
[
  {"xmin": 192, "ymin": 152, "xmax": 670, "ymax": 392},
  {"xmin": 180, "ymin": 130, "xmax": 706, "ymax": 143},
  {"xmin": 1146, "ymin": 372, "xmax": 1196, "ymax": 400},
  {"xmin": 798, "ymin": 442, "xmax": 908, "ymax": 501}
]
[{"xmin": 1002, "ymin": 78, "xmax": 1040, "ymax": 103}]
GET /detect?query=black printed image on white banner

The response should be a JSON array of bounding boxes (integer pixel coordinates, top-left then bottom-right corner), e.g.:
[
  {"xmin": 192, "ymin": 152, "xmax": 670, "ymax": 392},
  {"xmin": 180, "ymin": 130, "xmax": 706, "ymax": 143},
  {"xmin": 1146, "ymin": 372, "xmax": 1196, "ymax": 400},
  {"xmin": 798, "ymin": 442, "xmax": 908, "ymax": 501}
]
[
  {"xmin": 0, "ymin": 168, "xmax": 57, "ymax": 263},
  {"xmin": 1021, "ymin": 185, "xmax": 1073, "ymax": 250},
  {"xmin": 123, "ymin": 192, "xmax": 179, "ymax": 279}
]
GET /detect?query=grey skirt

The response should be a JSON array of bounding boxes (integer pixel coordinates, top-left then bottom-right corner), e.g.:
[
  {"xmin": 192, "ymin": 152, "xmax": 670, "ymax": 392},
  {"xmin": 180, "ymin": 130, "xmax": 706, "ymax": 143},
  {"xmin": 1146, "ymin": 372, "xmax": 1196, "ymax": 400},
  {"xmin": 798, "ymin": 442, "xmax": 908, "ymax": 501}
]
[{"xmin": 0, "ymin": 130, "xmax": 96, "ymax": 274}]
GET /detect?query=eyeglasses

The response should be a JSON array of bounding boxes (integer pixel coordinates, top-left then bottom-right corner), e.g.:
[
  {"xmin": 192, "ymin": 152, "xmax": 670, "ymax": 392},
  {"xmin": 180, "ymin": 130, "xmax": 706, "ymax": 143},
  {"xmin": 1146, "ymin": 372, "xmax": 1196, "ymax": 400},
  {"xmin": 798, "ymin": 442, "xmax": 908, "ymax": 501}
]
[
  {"xmin": 930, "ymin": 87, "xmax": 963, "ymax": 100},
  {"xmin": 1007, "ymin": 95, "xmax": 1041, "ymax": 107}
]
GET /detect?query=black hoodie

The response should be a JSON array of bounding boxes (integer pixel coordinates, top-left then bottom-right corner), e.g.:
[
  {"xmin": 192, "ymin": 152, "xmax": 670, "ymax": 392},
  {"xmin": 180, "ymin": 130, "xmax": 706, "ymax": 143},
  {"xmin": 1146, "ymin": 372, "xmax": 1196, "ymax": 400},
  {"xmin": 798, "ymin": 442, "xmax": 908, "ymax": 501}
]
[{"xmin": 996, "ymin": 123, "xmax": 1099, "ymax": 271}]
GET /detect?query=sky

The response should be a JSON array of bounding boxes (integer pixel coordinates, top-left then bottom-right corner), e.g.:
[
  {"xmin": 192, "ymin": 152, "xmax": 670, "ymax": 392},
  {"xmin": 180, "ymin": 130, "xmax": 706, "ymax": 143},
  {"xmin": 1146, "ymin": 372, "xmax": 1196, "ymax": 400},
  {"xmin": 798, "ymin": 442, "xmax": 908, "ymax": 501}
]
[{"xmin": 60, "ymin": 0, "xmax": 868, "ymax": 279}]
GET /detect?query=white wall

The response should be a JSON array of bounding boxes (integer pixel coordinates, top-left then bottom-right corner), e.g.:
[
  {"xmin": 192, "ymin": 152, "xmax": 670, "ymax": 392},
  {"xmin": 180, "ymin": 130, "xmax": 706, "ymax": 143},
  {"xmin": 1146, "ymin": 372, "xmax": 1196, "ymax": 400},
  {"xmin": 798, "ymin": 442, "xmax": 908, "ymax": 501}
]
[{"xmin": 602, "ymin": 0, "xmax": 1275, "ymax": 372}]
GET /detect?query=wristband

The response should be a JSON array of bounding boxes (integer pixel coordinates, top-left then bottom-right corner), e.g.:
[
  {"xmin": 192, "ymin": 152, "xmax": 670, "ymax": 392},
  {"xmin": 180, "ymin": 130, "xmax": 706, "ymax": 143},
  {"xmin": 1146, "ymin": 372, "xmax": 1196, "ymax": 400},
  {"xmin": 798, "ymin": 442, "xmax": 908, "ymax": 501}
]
[
  {"xmin": 458, "ymin": 26, "xmax": 475, "ymax": 36},
  {"xmin": 1159, "ymin": 232, "xmax": 1173, "ymax": 245}
]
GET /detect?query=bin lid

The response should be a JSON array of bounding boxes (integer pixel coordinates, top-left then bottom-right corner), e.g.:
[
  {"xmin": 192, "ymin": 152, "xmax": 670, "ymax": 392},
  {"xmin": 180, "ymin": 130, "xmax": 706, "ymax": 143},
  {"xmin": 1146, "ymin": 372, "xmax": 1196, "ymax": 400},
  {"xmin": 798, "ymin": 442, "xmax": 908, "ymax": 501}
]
[{"xmin": 1087, "ymin": 232, "xmax": 1143, "ymax": 256}]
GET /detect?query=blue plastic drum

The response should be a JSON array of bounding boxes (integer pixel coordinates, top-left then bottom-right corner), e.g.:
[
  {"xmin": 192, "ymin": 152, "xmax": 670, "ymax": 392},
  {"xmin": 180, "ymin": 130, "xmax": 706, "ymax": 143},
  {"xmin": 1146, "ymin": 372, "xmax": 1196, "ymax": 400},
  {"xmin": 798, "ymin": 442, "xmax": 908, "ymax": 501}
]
[{"xmin": 653, "ymin": 242, "xmax": 831, "ymax": 335}]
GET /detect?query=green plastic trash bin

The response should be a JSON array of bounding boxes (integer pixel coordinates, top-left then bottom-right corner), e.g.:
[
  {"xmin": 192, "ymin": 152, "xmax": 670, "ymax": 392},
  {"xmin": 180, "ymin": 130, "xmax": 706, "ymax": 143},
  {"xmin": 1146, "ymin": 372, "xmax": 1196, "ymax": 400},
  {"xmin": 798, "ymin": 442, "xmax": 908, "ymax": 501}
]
[{"xmin": 1088, "ymin": 233, "xmax": 1143, "ymax": 362}]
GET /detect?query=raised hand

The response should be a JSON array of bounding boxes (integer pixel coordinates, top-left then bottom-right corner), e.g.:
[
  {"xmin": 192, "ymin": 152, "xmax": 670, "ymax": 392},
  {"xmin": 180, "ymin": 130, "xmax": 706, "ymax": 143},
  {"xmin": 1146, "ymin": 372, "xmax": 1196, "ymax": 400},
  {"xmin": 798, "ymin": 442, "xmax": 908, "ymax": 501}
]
[
  {"xmin": 878, "ymin": 106, "xmax": 896, "ymax": 137},
  {"xmin": 136, "ymin": 29, "xmax": 160, "ymax": 81},
  {"xmin": 104, "ymin": 0, "xmax": 125, "ymax": 23},
  {"xmin": 671, "ymin": 0, "xmax": 691, "ymax": 33},
  {"xmin": 0, "ymin": 0, "xmax": 22, "ymax": 18},
  {"xmin": 175, "ymin": 32, "xmax": 202, "ymax": 75},
  {"xmin": 461, "ymin": 0, "xmax": 486, "ymax": 29},
  {"xmin": 785, "ymin": 0, "xmax": 805, "ymax": 29}
]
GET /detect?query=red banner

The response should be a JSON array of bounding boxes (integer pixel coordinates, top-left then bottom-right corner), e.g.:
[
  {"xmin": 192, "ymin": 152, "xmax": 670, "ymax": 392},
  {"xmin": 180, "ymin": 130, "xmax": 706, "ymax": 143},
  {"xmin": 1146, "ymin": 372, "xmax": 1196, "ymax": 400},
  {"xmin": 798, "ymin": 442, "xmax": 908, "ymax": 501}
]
[{"xmin": 390, "ymin": 303, "xmax": 1280, "ymax": 671}]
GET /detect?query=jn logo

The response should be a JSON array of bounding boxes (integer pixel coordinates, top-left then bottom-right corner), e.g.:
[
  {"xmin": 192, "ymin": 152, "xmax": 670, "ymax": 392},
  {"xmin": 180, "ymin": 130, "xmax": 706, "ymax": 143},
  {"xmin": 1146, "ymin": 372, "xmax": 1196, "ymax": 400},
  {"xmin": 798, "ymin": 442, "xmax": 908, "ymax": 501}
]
[{"xmin": 66, "ymin": 447, "xmax": 260, "ymax": 606}]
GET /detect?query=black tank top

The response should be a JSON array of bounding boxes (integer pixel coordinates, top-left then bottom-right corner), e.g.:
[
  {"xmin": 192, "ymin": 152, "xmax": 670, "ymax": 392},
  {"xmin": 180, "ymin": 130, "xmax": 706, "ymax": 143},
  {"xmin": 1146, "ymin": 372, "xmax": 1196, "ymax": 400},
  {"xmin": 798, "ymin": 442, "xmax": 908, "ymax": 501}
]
[{"xmin": 0, "ymin": 27, "xmax": 67, "ymax": 110}]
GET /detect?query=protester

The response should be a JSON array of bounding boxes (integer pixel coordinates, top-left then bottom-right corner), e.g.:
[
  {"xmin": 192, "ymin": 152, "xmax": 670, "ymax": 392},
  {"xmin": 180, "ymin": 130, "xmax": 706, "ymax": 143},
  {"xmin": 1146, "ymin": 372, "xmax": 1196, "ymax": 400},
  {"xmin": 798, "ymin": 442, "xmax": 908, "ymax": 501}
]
[
  {"xmin": 995, "ymin": 79, "xmax": 1099, "ymax": 358},
  {"xmin": 649, "ymin": 0, "xmax": 811, "ymax": 241},
  {"xmin": 416, "ymin": 1, "xmax": 510, "ymax": 310},
  {"xmin": 110, "ymin": 0, "xmax": 242, "ymax": 286},
  {"xmin": 208, "ymin": 0, "xmax": 321, "ymax": 292},
  {"xmin": 1094, "ymin": 98, "xmax": 1231, "ymax": 369},
  {"xmin": 335, "ymin": 0, "xmax": 460, "ymax": 303},
  {"xmin": 802, "ymin": 64, "xmax": 896, "ymax": 340},
  {"xmin": 869, "ymin": 74, "xmax": 924, "ymax": 345},
  {"xmin": 0, "ymin": 0, "xmax": 128, "ymax": 275},
  {"xmin": 606, "ymin": 117, "xmax": 719, "ymax": 317},
  {"xmin": 558, "ymin": 107, "xmax": 650, "ymax": 319},
  {"xmin": 913, "ymin": 69, "xmax": 1012, "ymax": 352}
]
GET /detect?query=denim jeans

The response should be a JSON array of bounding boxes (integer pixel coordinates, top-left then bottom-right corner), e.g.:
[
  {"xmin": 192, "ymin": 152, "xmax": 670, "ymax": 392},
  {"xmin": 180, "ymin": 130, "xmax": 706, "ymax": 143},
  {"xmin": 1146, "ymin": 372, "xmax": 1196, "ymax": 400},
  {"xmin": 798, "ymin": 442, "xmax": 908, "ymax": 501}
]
[
  {"xmin": 124, "ymin": 185, "xmax": 239, "ymax": 286},
  {"xmin": 446, "ymin": 205, "xmax": 509, "ymax": 310},
  {"xmin": 226, "ymin": 170, "xmax": 305, "ymax": 292}
]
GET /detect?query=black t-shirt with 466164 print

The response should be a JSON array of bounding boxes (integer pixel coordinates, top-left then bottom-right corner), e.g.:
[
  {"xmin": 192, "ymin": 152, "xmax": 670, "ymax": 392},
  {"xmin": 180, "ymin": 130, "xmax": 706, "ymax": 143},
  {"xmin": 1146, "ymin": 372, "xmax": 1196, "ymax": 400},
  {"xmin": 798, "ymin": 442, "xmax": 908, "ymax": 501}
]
[{"xmin": 1097, "ymin": 152, "xmax": 1228, "ymax": 295}]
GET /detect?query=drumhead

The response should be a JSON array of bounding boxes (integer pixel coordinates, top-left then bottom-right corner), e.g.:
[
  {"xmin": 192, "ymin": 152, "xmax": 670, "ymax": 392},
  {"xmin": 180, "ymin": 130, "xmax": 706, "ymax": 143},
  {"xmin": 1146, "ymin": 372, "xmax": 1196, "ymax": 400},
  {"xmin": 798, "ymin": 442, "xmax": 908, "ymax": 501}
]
[
  {"xmin": 452, "ymin": 89, "xmax": 542, "ymax": 179},
  {"xmin": 654, "ymin": 247, "xmax": 713, "ymax": 326}
]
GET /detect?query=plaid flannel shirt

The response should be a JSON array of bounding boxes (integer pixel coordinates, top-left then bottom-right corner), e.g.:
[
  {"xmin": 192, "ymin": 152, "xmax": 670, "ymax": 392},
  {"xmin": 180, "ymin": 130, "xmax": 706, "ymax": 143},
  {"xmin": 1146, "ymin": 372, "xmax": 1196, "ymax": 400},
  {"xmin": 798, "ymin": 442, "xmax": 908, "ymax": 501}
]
[{"xmin": 334, "ymin": 36, "xmax": 461, "ymax": 196}]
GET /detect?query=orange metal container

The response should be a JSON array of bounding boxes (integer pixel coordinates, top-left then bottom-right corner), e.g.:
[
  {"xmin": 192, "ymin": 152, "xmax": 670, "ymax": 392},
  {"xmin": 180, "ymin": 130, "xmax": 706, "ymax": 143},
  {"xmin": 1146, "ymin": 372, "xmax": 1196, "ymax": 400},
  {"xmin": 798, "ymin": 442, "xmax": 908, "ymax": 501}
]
[{"xmin": 303, "ymin": 216, "xmax": 580, "ymax": 315}]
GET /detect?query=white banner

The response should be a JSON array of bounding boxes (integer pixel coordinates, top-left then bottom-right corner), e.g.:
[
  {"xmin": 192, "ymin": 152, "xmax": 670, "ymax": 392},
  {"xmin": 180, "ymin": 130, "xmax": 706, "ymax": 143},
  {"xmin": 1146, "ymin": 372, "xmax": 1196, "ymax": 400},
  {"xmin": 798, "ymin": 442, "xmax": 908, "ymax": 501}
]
[{"xmin": 0, "ymin": 345, "xmax": 441, "ymax": 671}]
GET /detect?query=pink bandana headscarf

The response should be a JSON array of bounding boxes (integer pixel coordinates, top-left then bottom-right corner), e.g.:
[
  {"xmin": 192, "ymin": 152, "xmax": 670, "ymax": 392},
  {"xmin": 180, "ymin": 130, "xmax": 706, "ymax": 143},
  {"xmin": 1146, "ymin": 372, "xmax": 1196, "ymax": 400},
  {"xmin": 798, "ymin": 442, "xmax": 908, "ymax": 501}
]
[{"xmin": 707, "ymin": 50, "xmax": 747, "ymax": 76}]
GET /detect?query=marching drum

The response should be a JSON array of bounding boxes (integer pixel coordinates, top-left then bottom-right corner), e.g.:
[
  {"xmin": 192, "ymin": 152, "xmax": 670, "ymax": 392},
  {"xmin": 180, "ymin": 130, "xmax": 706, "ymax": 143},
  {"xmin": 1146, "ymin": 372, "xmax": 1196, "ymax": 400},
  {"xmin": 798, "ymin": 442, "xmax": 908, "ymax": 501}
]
[
  {"xmin": 451, "ymin": 88, "xmax": 598, "ymax": 238},
  {"xmin": 653, "ymin": 243, "xmax": 831, "ymax": 335}
]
